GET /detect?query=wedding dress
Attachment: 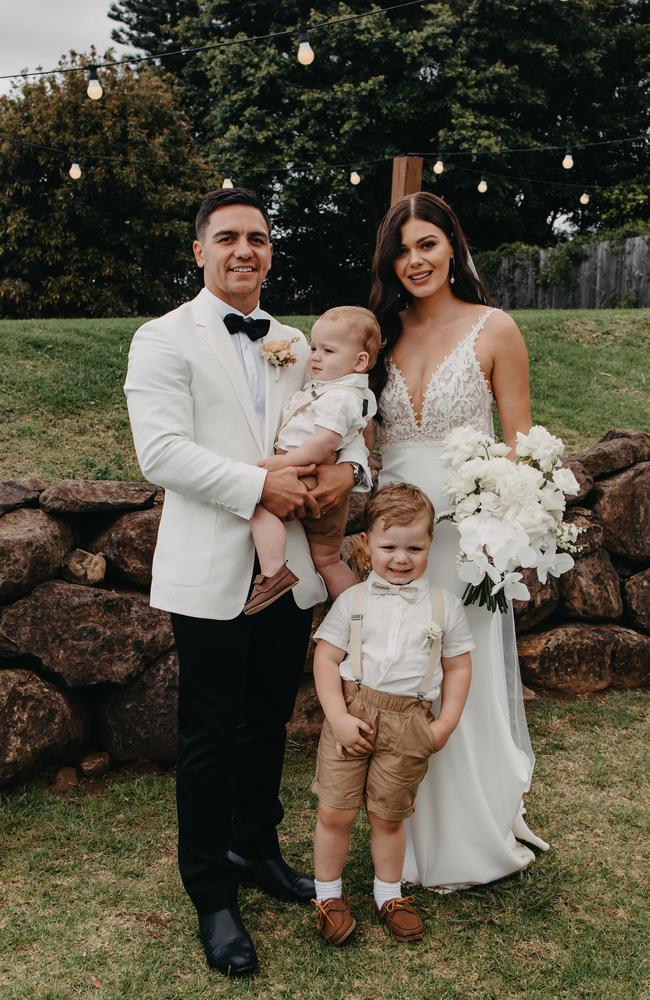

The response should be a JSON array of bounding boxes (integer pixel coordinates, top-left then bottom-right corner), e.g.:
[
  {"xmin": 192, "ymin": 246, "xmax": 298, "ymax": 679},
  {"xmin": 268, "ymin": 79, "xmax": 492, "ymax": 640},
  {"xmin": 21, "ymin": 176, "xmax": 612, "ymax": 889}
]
[{"xmin": 378, "ymin": 307, "xmax": 548, "ymax": 890}]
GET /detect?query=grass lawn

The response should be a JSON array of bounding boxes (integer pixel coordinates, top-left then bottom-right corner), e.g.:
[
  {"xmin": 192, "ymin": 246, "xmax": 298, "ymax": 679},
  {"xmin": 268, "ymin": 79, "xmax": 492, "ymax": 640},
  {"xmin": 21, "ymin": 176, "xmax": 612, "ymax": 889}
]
[
  {"xmin": 1, "ymin": 691, "xmax": 648, "ymax": 1000},
  {"xmin": 0, "ymin": 310, "xmax": 648, "ymax": 482}
]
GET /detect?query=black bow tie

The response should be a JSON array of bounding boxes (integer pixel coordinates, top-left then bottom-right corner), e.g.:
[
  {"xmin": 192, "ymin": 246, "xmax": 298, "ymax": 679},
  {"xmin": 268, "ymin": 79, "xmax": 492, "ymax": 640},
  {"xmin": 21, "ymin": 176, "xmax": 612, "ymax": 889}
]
[{"xmin": 223, "ymin": 313, "xmax": 270, "ymax": 341}]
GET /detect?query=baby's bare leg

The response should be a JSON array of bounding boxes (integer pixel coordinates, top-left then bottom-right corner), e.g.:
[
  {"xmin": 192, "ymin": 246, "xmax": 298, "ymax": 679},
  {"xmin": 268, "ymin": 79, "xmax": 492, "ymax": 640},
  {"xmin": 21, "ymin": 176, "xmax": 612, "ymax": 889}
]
[
  {"xmin": 250, "ymin": 504, "xmax": 287, "ymax": 577},
  {"xmin": 310, "ymin": 540, "xmax": 357, "ymax": 599},
  {"xmin": 368, "ymin": 811, "xmax": 406, "ymax": 883},
  {"xmin": 314, "ymin": 802, "xmax": 359, "ymax": 881}
]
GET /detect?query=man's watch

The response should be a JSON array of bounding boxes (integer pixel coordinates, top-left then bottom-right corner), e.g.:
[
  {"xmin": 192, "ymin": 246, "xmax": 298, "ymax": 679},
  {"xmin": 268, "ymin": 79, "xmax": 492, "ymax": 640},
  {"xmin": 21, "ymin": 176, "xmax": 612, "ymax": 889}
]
[{"xmin": 346, "ymin": 461, "xmax": 365, "ymax": 487}]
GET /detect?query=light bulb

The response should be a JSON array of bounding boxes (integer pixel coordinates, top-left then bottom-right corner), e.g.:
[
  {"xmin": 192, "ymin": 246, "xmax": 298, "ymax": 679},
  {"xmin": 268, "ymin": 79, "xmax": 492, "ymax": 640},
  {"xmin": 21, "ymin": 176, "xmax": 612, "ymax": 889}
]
[
  {"xmin": 350, "ymin": 170, "xmax": 361, "ymax": 185},
  {"xmin": 222, "ymin": 176, "xmax": 234, "ymax": 190},
  {"xmin": 562, "ymin": 147, "xmax": 574, "ymax": 169},
  {"xmin": 580, "ymin": 191, "xmax": 590, "ymax": 205},
  {"xmin": 69, "ymin": 161, "xmax": 81, "ymax": 180},
  {"xmin": 297, "ymin": 30, "xmax": 314, "ymax": 65},
  {"xmin": 86, "ymin": 66, "xmax": 103, "ymax": 100},
  {"xmin": 433, "ymin": 158, "xmax": 444, "ymax": 175},
  {"xmin": 478, "ymin": 177, "xmax": 488, "ymax": 193}
]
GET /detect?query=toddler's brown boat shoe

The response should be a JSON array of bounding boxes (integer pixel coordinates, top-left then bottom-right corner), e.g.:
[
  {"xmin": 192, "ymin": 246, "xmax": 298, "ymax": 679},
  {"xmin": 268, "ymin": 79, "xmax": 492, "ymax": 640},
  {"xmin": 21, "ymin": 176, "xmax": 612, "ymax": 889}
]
[
  {"xmin": 312, "ymin": 896, "xmax": 356, "ymax": 946},
  {"xmin": 377, "ymin": 896, "xmax": 424, "ymax": 941},
  {"xmin": 243, "ymin": 565, "xmax": 299, "ymax": 615}
]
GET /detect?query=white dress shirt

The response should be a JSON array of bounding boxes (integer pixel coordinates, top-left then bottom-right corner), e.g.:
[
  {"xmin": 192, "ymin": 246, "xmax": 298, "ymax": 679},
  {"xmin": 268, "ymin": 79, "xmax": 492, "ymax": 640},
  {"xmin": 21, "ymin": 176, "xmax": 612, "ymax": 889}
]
[
  {"xmin": 276, "ymin": 374, "xmax": 377, "ymax": 453},
  {"xmin": 204, "ymin": 288, "xmax": 269, "ymax": 438},
  {"xmin": 314, "ymin": 570, "xmax": 474, "ymax": 701}
]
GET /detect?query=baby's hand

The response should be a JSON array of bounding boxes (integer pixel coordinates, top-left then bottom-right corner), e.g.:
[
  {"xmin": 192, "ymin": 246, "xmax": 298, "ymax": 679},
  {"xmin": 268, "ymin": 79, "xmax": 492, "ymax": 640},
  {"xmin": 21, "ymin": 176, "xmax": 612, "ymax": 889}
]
[
  {"xmin": 258, "ymin": 455, "xmax": 286, "ymax": 471},
  {"xmin": 331, "ymin": 712, "xmax": 374, "ymax": 759}
]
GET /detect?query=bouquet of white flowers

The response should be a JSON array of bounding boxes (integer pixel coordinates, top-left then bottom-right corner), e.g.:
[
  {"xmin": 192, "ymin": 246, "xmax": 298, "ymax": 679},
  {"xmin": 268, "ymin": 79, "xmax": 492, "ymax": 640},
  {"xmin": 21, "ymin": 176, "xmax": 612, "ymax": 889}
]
[{"xmin": 440, "ymin": 425, "xmax": 582, "ymax": 612}]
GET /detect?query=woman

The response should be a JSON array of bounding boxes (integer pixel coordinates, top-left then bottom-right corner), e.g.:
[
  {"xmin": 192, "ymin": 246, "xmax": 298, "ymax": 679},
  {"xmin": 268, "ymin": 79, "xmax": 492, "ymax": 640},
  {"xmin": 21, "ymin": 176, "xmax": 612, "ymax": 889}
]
[{"xmin": 367, "ymin": 191, "xmax": 548, "ymax": 890}]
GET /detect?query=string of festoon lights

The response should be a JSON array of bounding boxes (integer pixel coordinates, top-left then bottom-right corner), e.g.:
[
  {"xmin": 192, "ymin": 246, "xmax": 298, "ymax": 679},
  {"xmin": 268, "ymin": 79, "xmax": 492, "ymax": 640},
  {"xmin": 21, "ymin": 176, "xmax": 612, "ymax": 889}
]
[{"xmin": 7, "ymin": 130, "xmax": 640, "ymax": 209}]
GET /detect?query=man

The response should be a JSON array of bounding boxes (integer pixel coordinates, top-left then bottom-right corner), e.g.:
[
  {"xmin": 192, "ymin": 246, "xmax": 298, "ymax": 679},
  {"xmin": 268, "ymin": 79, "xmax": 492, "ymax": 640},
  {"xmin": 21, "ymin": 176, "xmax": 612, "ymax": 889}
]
[{"xmin": 124, "ymin": 188, "xmax": 369, "ymax": 977}]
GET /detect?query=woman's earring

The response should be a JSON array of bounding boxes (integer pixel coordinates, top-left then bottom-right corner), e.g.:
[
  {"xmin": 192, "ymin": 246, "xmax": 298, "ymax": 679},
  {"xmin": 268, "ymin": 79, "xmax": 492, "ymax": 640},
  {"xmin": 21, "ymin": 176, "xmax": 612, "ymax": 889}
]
[{"xmin": 449, "ymin": 258, "xmax": 456, "ymax": 285}]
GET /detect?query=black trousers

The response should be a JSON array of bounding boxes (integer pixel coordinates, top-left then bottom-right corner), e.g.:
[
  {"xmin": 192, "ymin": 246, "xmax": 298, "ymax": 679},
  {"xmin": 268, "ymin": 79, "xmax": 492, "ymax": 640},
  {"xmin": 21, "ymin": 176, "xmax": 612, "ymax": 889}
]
[{"xmin": 171, "ymin": 588, "xmax": 313, "ymax": 915}]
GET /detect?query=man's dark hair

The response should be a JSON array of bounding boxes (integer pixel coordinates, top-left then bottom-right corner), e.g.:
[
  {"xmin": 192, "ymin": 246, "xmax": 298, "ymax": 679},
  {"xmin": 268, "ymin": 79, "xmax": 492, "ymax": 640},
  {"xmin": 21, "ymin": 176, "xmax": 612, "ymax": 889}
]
[{"xmin": 195, "ymin": 187, "xmax": 271, "ymax": 240}]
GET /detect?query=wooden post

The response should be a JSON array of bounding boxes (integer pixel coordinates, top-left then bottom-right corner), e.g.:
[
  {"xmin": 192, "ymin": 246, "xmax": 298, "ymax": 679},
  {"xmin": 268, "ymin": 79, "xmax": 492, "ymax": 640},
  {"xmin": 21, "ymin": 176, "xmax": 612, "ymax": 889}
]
[{"xmin": 391, "ymin": 156, "xmax": 423, "ymax": 206}]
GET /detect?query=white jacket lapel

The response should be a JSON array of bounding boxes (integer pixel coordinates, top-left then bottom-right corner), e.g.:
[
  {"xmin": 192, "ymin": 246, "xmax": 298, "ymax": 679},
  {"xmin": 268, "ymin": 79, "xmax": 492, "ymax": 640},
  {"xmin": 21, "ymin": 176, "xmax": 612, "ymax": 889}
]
[
  {"xmin": 262, "ymin": 318, "xmax": 305, "ymax": 456},
  {"xmin": 191, "ymin": 288, "xmax": 264, "ymax": 452}
]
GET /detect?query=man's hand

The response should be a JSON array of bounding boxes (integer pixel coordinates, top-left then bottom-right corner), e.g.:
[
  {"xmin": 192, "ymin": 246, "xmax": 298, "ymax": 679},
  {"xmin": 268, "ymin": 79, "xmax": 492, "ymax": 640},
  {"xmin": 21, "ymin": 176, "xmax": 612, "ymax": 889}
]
[
  {"xmin": 309, "ymin": 463, "xmax": 355, "ymax": 517},
  {"xmin": 330, "ymin": 712, "xmax": 374, "ymax": 759},
  {"xmin": 260, "ymin": 466, "xmax": 321, "ymax": 520}
]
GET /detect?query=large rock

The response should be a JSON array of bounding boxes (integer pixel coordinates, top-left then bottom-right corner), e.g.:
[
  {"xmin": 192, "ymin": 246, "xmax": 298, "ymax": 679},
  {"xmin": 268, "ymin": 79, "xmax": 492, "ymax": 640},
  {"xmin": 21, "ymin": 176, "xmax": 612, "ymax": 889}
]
[
  {"xmin": 591, "ymin": 463, "xmax": 650, "ymax": 563},
  {"xmin": 561, "ymin": 459, "xmax": 594, "ymax": 507},
  {"xmin": 98, "ymin": 650, "xmax": 178, "ymax": 763},
  {"xmin": 564, "ymin": 508, "xmax": 604, "ymax": 556},
  {"xmin": 0, "ymin": 509, "xmax": 74, "ymax": 604},
  {"xmin": 572, "ymin": 430, "xmax": 650, "ymax": 479},
  {"xmin": 39, "ymin": 480, "xmax": 156, "ymax": 514},
  {"xmin": 624, "ymin": 569, "xmax": 650, "ymax": 634},
  {"xmin": 90, "ymin": 507, "xmax": 161, "ymax": 589},
  {"xmin": 0, "ymin": 479, "xmax": 45, "ymax": 516},
  {"xmin": 513, "ymin": 570, "xmax": 560, "ymax": 633},
  {"xmin": 517, "ymin": 623, "xmax": 650, "ymax": 694},
  {"xmin": 560, "ymin": 549, "xmax": 623, "ymax": 621},
  {"xmin": 0, "ymin": 669, "xmax": 86, "ymax": 784},
  {"xmin": 0, "ymin": 582, "xmax": 174, "ymax": 687},
  {"xmin": 287, "ymin": 674, "xmax": 324, "ymax": 742},
  {"xmin": 610, "ymin": 628, "xmax": 650, "ymax": 689}
]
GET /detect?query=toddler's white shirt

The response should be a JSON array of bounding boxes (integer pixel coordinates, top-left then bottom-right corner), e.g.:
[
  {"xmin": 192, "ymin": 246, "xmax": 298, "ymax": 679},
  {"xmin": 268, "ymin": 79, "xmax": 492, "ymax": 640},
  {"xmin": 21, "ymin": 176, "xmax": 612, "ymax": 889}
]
[
  {"xmin": 275, "ymin": 373, "xmax": 377, "ymax": 453},
  {"xmin": 314, "ymin": 570, "xmax": 474, "ymax": 702}
]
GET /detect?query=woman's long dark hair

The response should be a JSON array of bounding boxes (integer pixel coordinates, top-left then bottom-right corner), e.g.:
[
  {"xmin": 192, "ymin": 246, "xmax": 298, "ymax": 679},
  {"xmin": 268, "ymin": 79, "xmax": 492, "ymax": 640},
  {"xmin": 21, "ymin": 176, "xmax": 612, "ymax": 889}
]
[{"xmin": 368, "ymin": 192, "xmax": 492, "ymax": 409}]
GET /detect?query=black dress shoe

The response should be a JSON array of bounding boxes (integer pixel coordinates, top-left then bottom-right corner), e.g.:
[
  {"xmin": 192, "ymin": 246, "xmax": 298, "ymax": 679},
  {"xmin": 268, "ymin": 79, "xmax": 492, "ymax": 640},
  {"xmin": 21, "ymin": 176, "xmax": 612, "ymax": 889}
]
[
  {"xmin": 227, "ymin": 850, "xmax": 315, "ymax": 904},
  {"xmin": 198, "ymin": 904, "xmax": 258, "ymax": 976}
]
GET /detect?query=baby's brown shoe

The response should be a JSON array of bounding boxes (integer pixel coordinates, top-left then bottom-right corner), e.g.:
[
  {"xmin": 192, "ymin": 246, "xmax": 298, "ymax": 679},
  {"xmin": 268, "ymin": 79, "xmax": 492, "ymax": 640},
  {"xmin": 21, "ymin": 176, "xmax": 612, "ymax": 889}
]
[
  {"xmin": 377, "ymin": 896, "xmax": 424, "ymax": 942},
  {"xmin": 243, "ymin": 565, "xmax": 299, "ymax": 615},
  {"xmin": 311, "ymin": 897, "xmax": 356, "ymax": 946}
]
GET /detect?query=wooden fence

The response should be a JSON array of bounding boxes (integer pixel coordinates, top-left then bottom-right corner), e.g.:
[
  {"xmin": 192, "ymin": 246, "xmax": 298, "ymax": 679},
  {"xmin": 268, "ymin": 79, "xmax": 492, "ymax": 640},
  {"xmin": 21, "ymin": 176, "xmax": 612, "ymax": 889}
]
[{"xmin": 482, "ymin": 235, "xmax": 649, "ymax": 309}]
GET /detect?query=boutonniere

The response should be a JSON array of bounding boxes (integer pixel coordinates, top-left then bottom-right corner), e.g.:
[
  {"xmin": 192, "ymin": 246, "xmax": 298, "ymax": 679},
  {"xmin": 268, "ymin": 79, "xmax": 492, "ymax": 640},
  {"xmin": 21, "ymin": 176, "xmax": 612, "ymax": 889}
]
[
  {"xmin": 260, "ymin": 337, "xmax": 300, "ymax": 381},
  {"xmin": 421, "ymin": 623, "xmax": 443, "ymax": 649}
]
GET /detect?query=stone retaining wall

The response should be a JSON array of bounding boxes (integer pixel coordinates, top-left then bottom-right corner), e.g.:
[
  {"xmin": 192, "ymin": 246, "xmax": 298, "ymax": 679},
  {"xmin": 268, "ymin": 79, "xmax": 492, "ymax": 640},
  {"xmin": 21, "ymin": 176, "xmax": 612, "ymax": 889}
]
[{"xmin": 1, "ymin": 429, "xmax": 648, "ymax": 786}]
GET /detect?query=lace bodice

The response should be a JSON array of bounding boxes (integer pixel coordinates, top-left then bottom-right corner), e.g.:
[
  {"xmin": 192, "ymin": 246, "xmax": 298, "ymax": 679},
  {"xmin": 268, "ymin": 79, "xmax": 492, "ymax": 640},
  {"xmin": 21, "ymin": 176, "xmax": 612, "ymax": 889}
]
[{"xmin": 379, "ymin": 309, "xmax": 496, "ymax": 445}]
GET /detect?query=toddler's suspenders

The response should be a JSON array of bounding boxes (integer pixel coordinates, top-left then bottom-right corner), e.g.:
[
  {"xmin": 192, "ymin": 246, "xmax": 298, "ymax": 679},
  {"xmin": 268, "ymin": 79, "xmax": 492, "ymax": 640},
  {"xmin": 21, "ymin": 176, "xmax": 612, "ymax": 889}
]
[{"xmin": 348, "ymin": 583, "xmax": 446, "ymax": 702}]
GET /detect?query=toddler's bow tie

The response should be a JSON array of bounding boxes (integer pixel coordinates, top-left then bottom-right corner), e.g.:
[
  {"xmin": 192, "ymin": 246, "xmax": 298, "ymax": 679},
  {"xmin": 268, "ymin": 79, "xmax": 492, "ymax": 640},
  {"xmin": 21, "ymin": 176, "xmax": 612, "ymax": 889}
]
[
  {"xmin": 223, "ymin": 313, "xmax": 270, "ymax": 341},
  {"xmin": 371, "ymin": 581, "xmax": 417, "ymax": 602}
]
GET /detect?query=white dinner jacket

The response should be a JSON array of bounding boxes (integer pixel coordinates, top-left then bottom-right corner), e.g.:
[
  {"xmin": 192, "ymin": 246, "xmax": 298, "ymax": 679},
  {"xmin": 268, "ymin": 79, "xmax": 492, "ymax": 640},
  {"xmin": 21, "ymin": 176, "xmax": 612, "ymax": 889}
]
[{"xmin": 124, "ymin": 287, "xmax": 368, "ymax": 620}]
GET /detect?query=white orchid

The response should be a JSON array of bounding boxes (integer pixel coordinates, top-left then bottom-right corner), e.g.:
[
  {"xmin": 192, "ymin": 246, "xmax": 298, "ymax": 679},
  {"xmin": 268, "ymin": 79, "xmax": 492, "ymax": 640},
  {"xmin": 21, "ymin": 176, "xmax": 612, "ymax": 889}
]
[
  {"xmin": 491, "ymin": 572, "xmax": 531, "ymax": 602},
  {"xmin": 552, "ymin": 466, "xmax": 581, "ymax": 495}
]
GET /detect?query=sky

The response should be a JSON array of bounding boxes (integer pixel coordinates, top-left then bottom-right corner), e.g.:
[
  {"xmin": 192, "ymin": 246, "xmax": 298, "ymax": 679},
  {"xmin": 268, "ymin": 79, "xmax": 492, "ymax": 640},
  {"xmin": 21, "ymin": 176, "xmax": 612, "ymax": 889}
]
[{"xmin": 0, "ymin": 0, "xmax": 135, "ymax": 95}]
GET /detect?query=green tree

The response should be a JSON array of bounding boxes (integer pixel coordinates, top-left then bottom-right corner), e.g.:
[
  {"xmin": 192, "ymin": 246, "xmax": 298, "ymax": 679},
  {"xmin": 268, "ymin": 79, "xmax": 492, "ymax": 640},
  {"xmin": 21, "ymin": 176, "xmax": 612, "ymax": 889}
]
[
  {"xmin": 0, "ymin": 52, "xmax": 211, "ymax": 318},
  {"xmin": 108, "ymin": 0, "xmax": 648, "ymax": 310}
]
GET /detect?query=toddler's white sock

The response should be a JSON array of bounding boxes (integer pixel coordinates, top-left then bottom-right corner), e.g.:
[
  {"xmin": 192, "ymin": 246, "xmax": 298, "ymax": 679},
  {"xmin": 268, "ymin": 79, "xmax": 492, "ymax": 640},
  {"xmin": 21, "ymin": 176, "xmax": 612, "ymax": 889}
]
[
  {"xmin": 373, "ymin": 876, "xmax": 402, "ymax": 910},
  {"xmin": 314, "ymin": 877, "xmax": 343, "ymax": 902}
]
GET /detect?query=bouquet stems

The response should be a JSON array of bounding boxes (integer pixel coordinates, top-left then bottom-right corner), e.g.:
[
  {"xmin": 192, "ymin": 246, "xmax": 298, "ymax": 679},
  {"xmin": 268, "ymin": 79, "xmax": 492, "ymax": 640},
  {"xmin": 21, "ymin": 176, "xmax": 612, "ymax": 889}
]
[{"xmin": 462, "ymin": 580, "xmax": 509, "ymax": 614}]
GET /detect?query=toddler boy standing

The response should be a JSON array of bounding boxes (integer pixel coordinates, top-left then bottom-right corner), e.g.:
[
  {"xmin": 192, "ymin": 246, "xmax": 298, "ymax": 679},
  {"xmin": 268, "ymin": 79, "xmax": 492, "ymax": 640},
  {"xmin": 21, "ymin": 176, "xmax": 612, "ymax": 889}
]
[{"xmin": 311, "ymin": 483, "xmax": 474, "ymax": 943}]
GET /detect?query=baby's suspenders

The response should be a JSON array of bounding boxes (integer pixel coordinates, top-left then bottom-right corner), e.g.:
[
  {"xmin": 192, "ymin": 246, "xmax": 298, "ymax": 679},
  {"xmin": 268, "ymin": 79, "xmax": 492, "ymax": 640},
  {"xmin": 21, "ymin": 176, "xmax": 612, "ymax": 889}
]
[
  {"xmin": 276, "ymin": 383, "xmax": 368, "ymax": 440},
  {"xmin": 348, "ymin": 582, "xmax": 446, "ymax": 703}
]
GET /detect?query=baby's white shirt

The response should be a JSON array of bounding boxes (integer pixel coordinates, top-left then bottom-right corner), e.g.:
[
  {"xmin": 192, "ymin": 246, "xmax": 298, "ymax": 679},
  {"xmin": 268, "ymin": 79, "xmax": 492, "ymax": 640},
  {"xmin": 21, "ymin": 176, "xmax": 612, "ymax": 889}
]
[
  {"xmin": 275, "ymin": 373, "xmax": 377, "ymax": 453},
  {"xmin": 314, "ymin": 570, "xmax": 474, "ymax": 702}
]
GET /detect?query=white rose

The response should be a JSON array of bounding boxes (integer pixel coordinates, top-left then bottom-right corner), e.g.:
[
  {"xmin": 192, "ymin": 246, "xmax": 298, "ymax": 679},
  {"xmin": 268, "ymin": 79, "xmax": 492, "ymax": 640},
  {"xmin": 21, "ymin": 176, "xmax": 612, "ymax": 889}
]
[{"xmin": 516, "ymin": 425, "xmax": 565, "ymax": 472}]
